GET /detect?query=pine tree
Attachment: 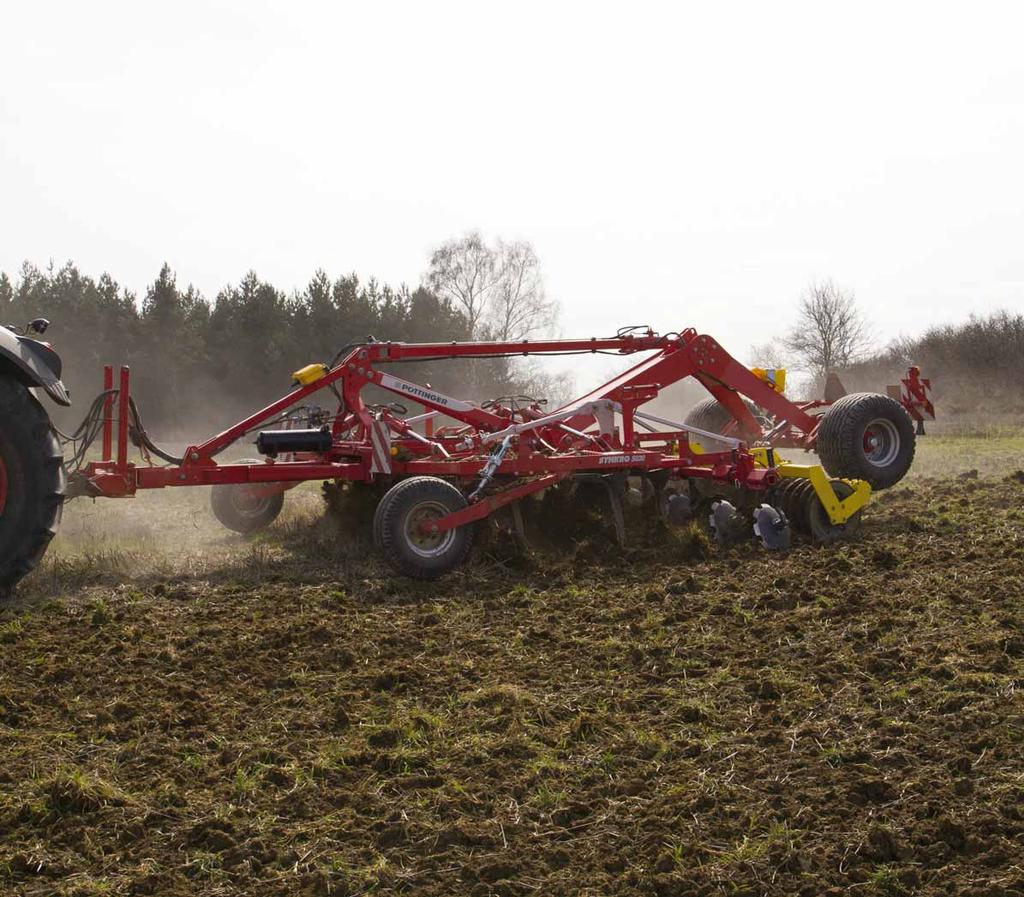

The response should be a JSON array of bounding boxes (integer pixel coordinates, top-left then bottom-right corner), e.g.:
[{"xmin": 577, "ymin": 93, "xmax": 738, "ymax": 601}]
[{"xmin": 0, "ymin": 273, "xmax": 13, "ymax": 323}]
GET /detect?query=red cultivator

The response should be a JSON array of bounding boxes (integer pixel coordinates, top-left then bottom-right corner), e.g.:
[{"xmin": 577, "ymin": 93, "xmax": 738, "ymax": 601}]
[
  {"xmin": 0, "ymin": 320, "xmax": 933, "ymax": 590},
  {"xmin": 47, "ymin": 326, "xmax": 929, "ymax": 579}
]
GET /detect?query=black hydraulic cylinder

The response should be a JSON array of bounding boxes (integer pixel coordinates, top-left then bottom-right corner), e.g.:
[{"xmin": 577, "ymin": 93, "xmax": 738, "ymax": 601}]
[{"xmin": 256, "ymin": 428, "xmax": 333, "ymax": 456}]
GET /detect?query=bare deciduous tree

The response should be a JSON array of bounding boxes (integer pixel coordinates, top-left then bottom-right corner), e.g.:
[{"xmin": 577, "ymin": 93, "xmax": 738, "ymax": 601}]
[
  {"xmin": 424, "ymin": 231, "xmax": 501, "ymax": 337},
  {"xmin": 747, "ymin": 340, "xmax": 790, "ymax": 370},
  {"xmin": 491, "ymin": 239, "xmax": 557, "ymax": 341},
  {"xmin": 783, "ymin": 280, "xmax": 869, "ymax": 375},
  {"xmin": 424, "ymin": 231, "xmax": 557, "ymax": 341},
  {"xmin": 513, "ymin": 360, "xmax": 575, "ymax": 407}
]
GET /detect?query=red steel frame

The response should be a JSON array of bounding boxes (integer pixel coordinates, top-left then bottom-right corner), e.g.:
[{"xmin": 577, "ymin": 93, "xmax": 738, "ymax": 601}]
[{"xmin": 80, "ymin": 327, "xmax": 930, "ymax": 530}]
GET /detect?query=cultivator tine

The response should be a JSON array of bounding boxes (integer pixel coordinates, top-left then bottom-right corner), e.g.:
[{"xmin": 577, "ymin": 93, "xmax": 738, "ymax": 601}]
[
  {"xmin": 708, "ymin": 500, "xmax": 747, "ymax": 544},
  {"xmin": 606, "ymin": 480, "xmax": 627, "ymax": 547},
  {"xmin": 753, "ymin": 504, "xmax": 791, "ymax": 550},
  {"xmin": 510, "ymin": 501, "xmax": 528, "ymax": 551},
  {"xmin": 574, "ymin": 473, "xmax": 628, "ymax": 546}
]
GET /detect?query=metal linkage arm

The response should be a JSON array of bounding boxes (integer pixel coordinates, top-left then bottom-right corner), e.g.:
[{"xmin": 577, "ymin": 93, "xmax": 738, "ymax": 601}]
[
  {"xmin": 386, "ymin": 418, "xmax": 451, "ymax": 458},
  {"xmin": 478, "ymin": 399, "xmax": 620, "ymax": 447},
  {"xmin": 632, "ymin": 410, "xmax": 743, "ymax": 449}
]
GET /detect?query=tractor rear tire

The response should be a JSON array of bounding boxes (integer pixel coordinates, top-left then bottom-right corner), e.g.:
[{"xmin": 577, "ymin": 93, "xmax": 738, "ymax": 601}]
[
  {"xmin": 374, "ymin": 476, "xmax": 474, "ymax": 579},
  {"xmin": 210, "ymin": 460, "xmax": 285, "ymax": 534},
  {"xmin": 0, "ymin": 377, "xmax": 65, "ymax": 597},
  {"xmin": 816, "ymin": 393, "xmax": 915, "ymax": 490}
]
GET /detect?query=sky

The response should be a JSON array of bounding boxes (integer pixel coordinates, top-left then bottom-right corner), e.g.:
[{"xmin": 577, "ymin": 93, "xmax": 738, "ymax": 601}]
[{"xmin": 2, "ymin": 1, "xmax": 1022, "ymax": 381}]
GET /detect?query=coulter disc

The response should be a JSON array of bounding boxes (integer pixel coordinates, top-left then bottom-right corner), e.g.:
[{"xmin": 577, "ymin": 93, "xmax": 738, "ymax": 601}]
[
  {"xmin": 772, "ymin": 478, "xmax": 863, "ymax": 543},
  {"xmin": 806, "ymin": 479, "xmax": 863, "ymax": 544}
]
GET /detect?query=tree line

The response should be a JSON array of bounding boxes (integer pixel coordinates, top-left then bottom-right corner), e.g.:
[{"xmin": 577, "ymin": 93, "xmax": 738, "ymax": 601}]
[
  {"xmin": 838, "ymin": 309, "xmax": 1024, "ymax": 425},
  {"xmin": 0, "ymin": 233, "xmax": 565, "ymax": 436},
  {"xmin": 753, "ymin": 280, "xmax": 1024, "ymax": 426},
  {"xmin": 9, "ymin": 240, "xmax": 1013, "ymax": 437}
]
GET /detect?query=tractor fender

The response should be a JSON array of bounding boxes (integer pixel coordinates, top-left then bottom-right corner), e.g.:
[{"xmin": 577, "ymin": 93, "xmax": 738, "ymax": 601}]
[{"xmin": 0, "ymin": 326, "xmax": 71, "ymax": 406}]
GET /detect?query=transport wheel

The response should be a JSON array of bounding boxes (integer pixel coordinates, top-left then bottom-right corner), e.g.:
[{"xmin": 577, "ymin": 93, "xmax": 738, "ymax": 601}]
[
  {"xmin": 816, "ymin": 393, "xmax": 915, "ymax": 490},
  {"xmin": 374, "ymin": 476, "xmax": 474, "ymax": 579},
  {"xmin": 210, "ymin": 460, "xmax": 285, "ymax": 534},
  {"xmin": 0, "ymin": 376, "xmax": 66, "ymax": 597},
  {"xmin": 683, "ymin": 396, "xmax": 765, "ymax": 450}
]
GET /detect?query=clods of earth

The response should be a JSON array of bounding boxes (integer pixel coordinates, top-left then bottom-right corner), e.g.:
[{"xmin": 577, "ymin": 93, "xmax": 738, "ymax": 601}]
[{"xmin": 1, "ymin": 473, "xmax": 1023, "ymax": 896}]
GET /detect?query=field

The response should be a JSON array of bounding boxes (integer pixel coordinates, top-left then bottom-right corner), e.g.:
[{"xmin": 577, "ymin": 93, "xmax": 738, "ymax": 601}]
[{"xmin": 1, "ymin": 434, "xmax": 1023, "ymax": 896}]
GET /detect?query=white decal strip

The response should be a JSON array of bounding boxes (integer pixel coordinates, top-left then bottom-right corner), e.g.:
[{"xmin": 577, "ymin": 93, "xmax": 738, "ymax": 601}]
[{"xmin": 378, "ymin": 374, "xmax": 475, "ymax": 413}]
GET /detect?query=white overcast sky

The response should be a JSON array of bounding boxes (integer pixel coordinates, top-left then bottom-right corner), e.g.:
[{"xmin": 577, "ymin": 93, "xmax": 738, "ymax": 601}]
[{"xmin": 2, "ymin": 1, "xmax": 1022, "ymax": 371}]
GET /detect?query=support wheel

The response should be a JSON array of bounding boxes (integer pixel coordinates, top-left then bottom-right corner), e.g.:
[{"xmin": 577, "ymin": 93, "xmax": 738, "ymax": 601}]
[
  {"xmin": 684, "ymin": 396, "xmax": 765, "ymax": 450},
  {"xmin": 374, "ymin": 476, "xmax": 474, "ymax": 579},
  {"xmin": 210, "ymin": 460, "xmax": 285, "ymax": 534},
  {"xmin": 0, "ymin": 377, "xmax": 66, "ymax": 597},
  {"xmin": 816, "ymin": 393, "xmax": 915, "ymax": 489}
]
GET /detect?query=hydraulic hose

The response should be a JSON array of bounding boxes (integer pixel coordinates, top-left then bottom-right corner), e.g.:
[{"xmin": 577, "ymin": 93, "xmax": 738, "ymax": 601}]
[{"xmin": 127, "ymin": 397, "xmax": 184, "ymax": 464}]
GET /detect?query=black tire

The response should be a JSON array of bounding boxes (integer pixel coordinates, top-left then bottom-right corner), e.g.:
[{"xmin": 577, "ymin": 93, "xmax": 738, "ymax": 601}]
[
  {"xmin": 683, "ymin": 396, "xmax": 764, "ymax": 451},
  {"xmin": 374, "ymin": 476, "xmax": 473, "ymax": 579},
  {"xmin": 372, "ymin": 488, "xmax": 387, "ymax": 548},
  {"xmin": 0, "ymin": 377, "xmax": 65, "ymax": 597},
  {"xmin": 210, "ymin": 460, "xmax": 285, "ymax": 534},
  {"xmin": 816, "ymin": 393, "xmax": 915, "ymax": 490}
]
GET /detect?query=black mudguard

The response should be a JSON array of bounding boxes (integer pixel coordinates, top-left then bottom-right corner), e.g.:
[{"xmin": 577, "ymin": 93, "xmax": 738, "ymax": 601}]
[{"xmin": 0, "ymin": 326, "xmax": 71, "ymax": 406}]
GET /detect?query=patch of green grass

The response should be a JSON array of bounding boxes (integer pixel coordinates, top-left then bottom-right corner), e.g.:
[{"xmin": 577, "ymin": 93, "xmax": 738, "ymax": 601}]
[
  {"xmin": 711, "ymin": 820, "xmax": 797, "ymax": 871},
  {"xmin": 56, "ymin": 876, "xmax": 117, "ymax": 896},
  {"xmin": 909, "ymin": 432, "xmax": 1024, "ymax": 478},
  {"xmin": 532, "ymin": 783, "xmax": 568, "ymax": 812},
  {"xmin": 41, "ymin": 766, "xmax": 130, "ymax": 814},
  {"xmin": 181, "ymin": 752, "xmax": 206, "ymax": 771},
  {"xmin": 231, "ymin": 765, "xmax": 263, "ymax": 802},
  {"xmin": 619, "ymin": 725, "xmax": 668, "ymax": 758},
  {"xmin": 88, "ymin": 597, "xmax": 112, "ymax": 625},
  {"xmin": 866, "ymin": 863, "xmax": 909, "ymax": 895},
  {"xmin": 0, "ymin": 617, "xmax": 24, "ymax": 643}
]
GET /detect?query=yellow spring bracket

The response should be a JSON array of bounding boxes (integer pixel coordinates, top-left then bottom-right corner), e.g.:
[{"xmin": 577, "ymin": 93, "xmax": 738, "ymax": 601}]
[{"xmin": 750, "ymin": 447, "xmax": 872, "ymax": 525}]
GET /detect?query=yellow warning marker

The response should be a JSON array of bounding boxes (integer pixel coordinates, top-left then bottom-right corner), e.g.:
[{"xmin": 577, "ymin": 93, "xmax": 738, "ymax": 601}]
[{"xmin": 292, "ymin": 363, "xmax": 329, "ymax": 387}]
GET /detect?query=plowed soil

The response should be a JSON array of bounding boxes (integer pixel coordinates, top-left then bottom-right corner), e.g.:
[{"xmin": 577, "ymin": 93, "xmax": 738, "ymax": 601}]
[{"xmin": 2, "ymin": 470, "xmax": 1023, "ymax": 896}]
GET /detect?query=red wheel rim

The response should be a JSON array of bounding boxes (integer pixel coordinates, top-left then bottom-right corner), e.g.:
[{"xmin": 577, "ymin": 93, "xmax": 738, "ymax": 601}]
[{"xmin": 0, "ymin": 454, "xmax": 8, "ymax": 517}]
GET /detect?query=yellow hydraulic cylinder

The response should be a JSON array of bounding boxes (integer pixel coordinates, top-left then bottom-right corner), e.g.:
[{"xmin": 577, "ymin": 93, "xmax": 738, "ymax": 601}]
[{"xmin": 292, "ymin": 363, "xmax": 329, "ymax": 387}]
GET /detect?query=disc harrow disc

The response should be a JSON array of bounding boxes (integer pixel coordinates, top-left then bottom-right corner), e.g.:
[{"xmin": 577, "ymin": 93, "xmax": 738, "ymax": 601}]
[
  {"xmin": 776, "ymin": 479, "xmax": 815, "ymax": 533},
  {"xmin": 772, "ymin": 478, "xmax": 863, "ymax": 543},
  {"xmin": 806, "ymin": 479, "xmax": 863, "ymax": 544}
]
